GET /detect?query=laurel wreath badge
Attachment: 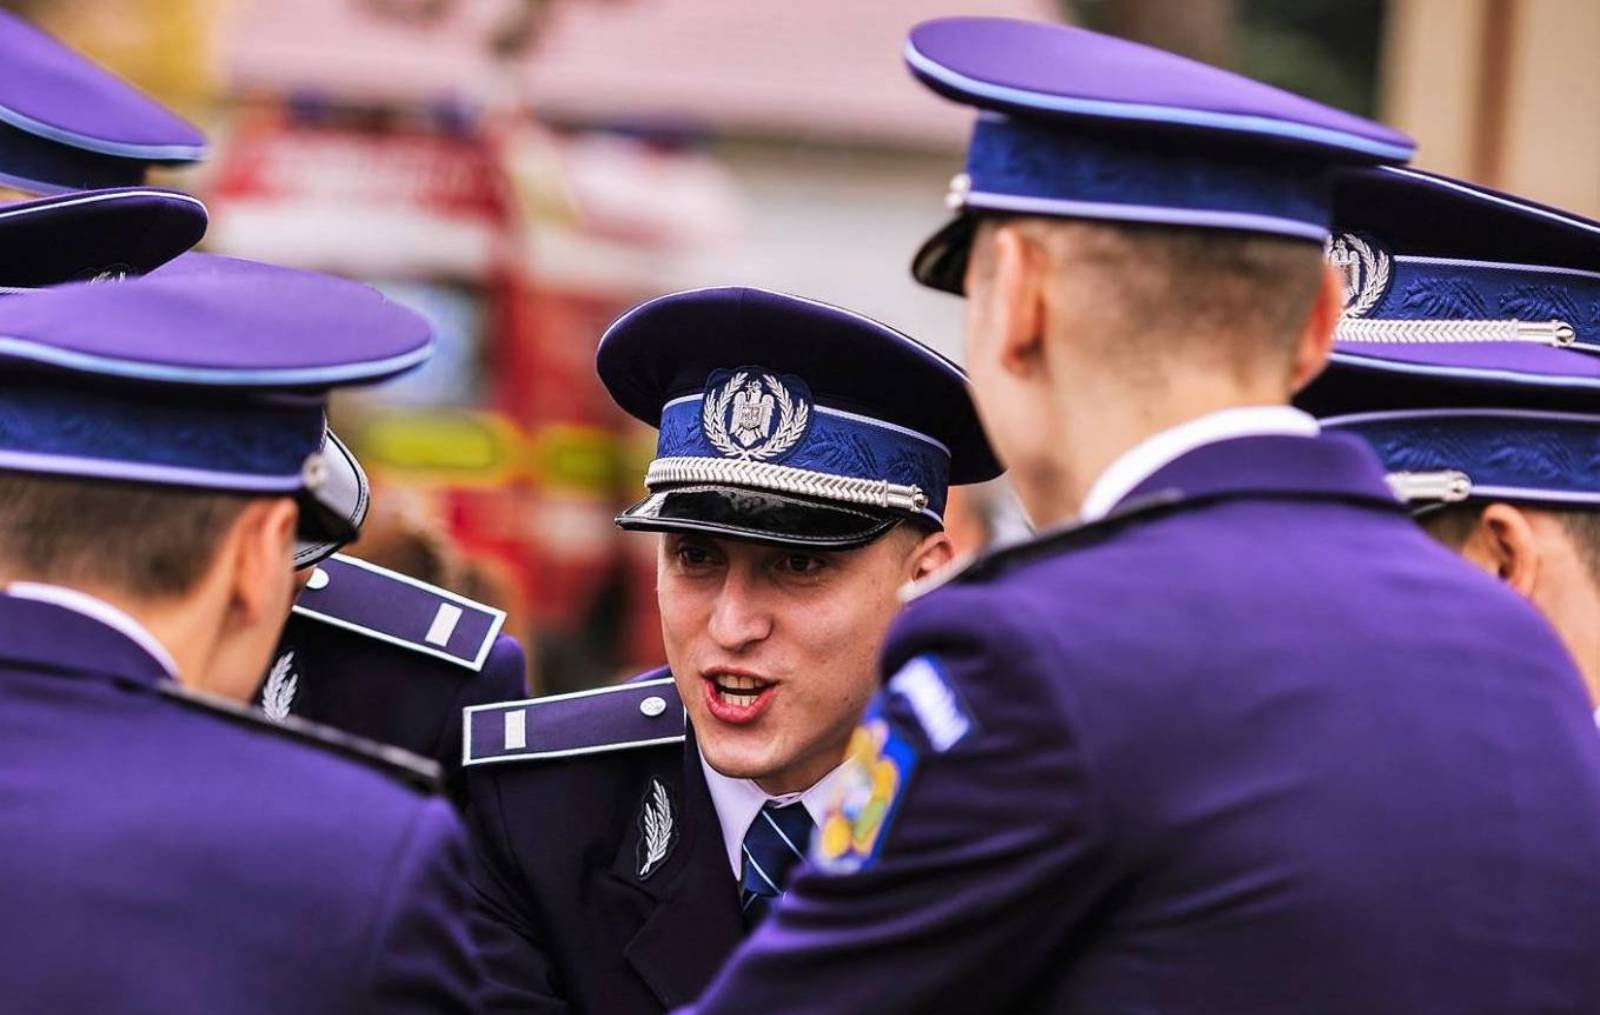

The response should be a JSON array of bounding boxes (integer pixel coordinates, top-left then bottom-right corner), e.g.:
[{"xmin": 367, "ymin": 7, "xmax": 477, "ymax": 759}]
[
  {"xmin": 637, "ymin": 778, "xmax": 676, "ymax": 880},
  {"xmin": 1324, "ymin": 232, "xmax": 1392, "ymax": 319},
  {"xmin": 262, "ymin": 651, "xmax": 298, "ymax": 724},
  {"xmin": 702, "ymin": 370, "xmax": 812, "ymax": 462}
]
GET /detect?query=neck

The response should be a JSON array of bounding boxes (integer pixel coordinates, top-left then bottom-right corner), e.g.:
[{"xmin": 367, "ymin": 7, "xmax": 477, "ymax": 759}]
[
  {"xmin": 29, "ymin": 578, "xmax": 220, "ymax": 687},
  {"xmin": 1021, "ymin": 368, "xmax": 1291, "ymax": 528}
]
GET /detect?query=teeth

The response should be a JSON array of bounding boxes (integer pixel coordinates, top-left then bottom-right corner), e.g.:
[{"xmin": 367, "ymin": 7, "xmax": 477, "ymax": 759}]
[
  {"xmin": 720, "ymin": 691, "xmax": 758, "ymax": 708},
  {"xmin": 721, "ymin": 674, "xmax": 760, "ymax": 690}
]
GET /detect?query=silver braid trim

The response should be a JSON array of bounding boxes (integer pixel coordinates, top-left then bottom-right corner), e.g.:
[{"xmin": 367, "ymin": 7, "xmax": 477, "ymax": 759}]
[
  {"xmin": 1386, "ymin": 470, "xmax": 1473, "ymax": 504},
  {"xmin": 645, "ymin": 456, "xmax": 929, "ymax": 513},
  {"xmin": 1336, "ymin": 317, "xmax": 1575, "ymax": 347}
]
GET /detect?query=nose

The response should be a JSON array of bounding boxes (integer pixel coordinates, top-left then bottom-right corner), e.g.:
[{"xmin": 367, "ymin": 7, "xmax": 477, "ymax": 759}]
[{"xmin": 706, "ymin": 564, "xmax": 773, "ymax": 653}]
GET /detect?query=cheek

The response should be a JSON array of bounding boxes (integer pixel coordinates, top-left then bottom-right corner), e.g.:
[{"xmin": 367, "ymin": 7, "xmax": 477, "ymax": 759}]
[
  {"xmin": 787, "ymin": 590, "xmax": 899, "ymax": 701},
  {"xmin": 656, "ymin": 577, "xmax": 711, "ymax": 656}
]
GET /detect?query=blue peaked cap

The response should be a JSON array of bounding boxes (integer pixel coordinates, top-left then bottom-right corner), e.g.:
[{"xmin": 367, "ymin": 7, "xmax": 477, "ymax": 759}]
[
  {"xmin": 0, "ymin": 260, "xmax": 430, "ymax": 545},
  {"xmin": 1301, "ymin": 167, "xmax": 1600, "ymax": 510},
  {"xmin": 904, "ymin": 17, "xmax": 1416, "ymax": 294},
  {"xmin": 598, "ymin": 287, "xmax": 1001, "ymax": 549},
  {"xmin": 0, "ymin": 11, "xmax": 206, "ymax": 194}
]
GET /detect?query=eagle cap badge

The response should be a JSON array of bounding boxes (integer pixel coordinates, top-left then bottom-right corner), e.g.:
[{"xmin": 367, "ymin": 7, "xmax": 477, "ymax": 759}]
[
  {"xmin": 702, "ymin": 367, "xmax": 813, "ymax": 463},
  {"xmin": 1324, "ymin": 232, "xmax": 1392, "ymax": 318}
]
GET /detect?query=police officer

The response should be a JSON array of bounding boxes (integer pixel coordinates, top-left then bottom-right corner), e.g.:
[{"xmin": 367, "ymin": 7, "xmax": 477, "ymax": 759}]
[
  {"xmin": 687, "ymin": 19, "xmax": 1600, "ymax": 1014},
  {"xmin": 0, "ymin": 9, "xmax": 207, "ymax": 285},
  {"xmin": 460, "ymin": 286, "xmax": 1000, "ymax": 1012},
  {"xmin": 143, "ymin": 251, "xmax": 529, "ymax": 797},
  {"xmin": 0, "ymin": 265, "xmax": 483, "ymax": 1012},
  {"xmin": 1302, "ymin": 165, "xmax": 1600, "ymax": 707}
]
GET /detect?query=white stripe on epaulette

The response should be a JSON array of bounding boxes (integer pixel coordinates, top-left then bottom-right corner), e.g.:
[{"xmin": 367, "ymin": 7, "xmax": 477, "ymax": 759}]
[
  {"xmin": 462, "ymin": 677, "xmax": 685, "ymax": 768},
  {"xmin": 292, "ymin": 553, "xmax": 506, "ymax": 671}
]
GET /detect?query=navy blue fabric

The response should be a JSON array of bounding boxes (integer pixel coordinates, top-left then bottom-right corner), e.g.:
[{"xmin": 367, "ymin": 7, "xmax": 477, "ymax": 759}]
[
  {"xmin": 739, "ymin": 803, "xmax": 815, "ymax": 929},
  {"xmin": 686, "ymin": 434, "xmax": 1600, "ymax": 1014},
  {"xmin": 0, "ymin": 117, "xmax": 145, "ymax": 193},
  {"xmin": 0, "ymin": 593, "xmax": 484, "ymax": 1013},
  {"xmin": 1329, "ymin": 412, "xmax": 1600, "ymax": 501},
  {"xmin": 467, "ymin": 714, "xmax": 747, "ymax": 1013},
  {"xmin": 966, "ymin": 114, "xmax": 1331, "ymax": 229},
  {"xmin": 0, "ymin": 377, "xmax": 323, "ymax": 479},
  {"xmin": 657, "ymin": 395, "xmax": 951, "ymax": 519},
  {"xmin": 1364, "ymin": 259, "xmax": 1600, "ymax": 340}
]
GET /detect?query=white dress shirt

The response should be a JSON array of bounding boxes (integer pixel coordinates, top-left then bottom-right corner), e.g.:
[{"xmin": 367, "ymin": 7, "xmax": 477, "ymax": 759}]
[
  {"xmin": 1079, "ymin": 405, "xmax": 1320, "ymax": 523},
  {"xmin": 699, "ymin": 749, "xmax": 848, "ymax": 878},
  {"xmin": 4, "ymin": 581, "xmax": 180, "ymax": 679}
]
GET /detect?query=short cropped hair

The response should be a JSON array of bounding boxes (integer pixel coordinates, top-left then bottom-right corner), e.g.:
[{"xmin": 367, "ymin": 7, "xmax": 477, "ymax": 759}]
[
  {"xmin": 0, "ymin": 473, "xmax": 250, "ymax": 599},
  {"xmin": 1420, "ymin": 502, "xmax": 1600, "ymax": 586},
  {"xmin": 985, "ymin": 216, "xmax": 1326, "ymax": 374}
]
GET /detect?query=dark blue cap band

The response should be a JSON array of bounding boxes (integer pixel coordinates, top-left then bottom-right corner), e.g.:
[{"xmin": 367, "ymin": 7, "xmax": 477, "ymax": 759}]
[
  {"xmin": 963, "ymin": 113, "xmax": 1333, "ymax": 240},
  {"xmin": 0, "ymin": 117, "xmax": 149, "ymax": 194},
  {"xmin": 0, "ymin": 378, "xmax": 325, "ymax": 491},
  {"xmin": 658, "ymin": 392, "xmax": 952, "ymax": 522},
  {"xmin": 1347, "ymin": 251, "xmax": 1600, "ymax": 342},
  {"xmin": 1326, "ymin": 409, "xmax": 1600, "ymax": 506}
]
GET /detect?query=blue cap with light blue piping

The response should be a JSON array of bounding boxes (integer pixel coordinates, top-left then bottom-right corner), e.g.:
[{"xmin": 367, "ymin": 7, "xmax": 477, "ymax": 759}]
[
  {"xmin": 1301, "ymin": 167, "xmax": 1600, "ymax": 511},
  {"xmin": 0, "ymin": 11, "xmax": 206, "ymax": 195},
  {"xmin": 902, "ymin": 17, "xmax": 1416, "ymax": 294},
  {"xmin": 0, "ymin": 260, "xmax": 430, "ymax": 544},
  {"xmin": 598, "ymin": 287, "xmax": 1001, "ymax": 549}
]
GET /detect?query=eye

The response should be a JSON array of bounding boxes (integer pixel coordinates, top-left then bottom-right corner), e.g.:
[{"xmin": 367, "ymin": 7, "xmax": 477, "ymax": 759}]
[
  {"xmin": 675, "ymin": 543, "xmax": 716, "ymax": 567},
  {"xmin": 775, "ymin": 552, "xmax": 828, "ymax": 576}
]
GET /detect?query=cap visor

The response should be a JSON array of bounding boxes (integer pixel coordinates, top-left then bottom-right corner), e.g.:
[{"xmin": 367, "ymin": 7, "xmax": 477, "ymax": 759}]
[
  {"xmin": 292, "ymin": 432, "xmax": 368, "ymax": 568},
  {"xmin": 911, "ymin": 215, "xmax": 977, "ymax": 295},
  {"xmin": 616, "ymin": 487, "xmax": 909, "ymax": 550}
]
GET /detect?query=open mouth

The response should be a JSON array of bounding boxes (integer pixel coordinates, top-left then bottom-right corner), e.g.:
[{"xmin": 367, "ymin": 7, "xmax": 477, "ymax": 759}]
[{"xmin": 702, "ymin": 671, "xmax": 777, "ymax": 723}]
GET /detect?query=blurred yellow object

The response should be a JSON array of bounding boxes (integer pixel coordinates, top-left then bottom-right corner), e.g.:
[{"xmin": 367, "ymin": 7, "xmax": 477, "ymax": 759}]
[{"xmin": 24, "ymin": 0, "xmax": 220, "ymax": 121}]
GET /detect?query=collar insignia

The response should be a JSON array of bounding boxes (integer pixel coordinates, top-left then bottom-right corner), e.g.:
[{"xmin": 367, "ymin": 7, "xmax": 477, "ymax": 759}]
[
  {"xmin": 702, "ymin": 367, "xmax": 813, "ymax": 463},
  {"xmin": 261, "ymin": 650, "xmax": 299, "ymax": 724},
  {"xmin": 636, "ymin": 777, "xmax": 678, "ymax": 880},
  {"xmin": 1325, "ymin": 232, "xmax": 1392, "ymax": 318}
]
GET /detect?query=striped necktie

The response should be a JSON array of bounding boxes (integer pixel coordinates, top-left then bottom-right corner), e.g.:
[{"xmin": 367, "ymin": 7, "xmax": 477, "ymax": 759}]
[{"xmin": 739, "ymin": 801, "xmax": 815, "ymax": 929}]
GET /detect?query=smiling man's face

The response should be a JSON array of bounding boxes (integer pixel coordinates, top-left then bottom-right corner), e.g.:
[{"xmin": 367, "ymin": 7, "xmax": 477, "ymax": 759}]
[{"xmin": 657, "ymin": 527, "xmax": 946, "ymax": 795}]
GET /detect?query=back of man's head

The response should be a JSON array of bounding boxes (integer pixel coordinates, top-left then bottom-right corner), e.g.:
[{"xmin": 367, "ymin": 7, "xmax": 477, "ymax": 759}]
[
  {"xmin": 974, "ymin": 216, "xmax": 1328, "ymax": 387},
  {"xmin": 0, "ymin": 473, "xmax": 247, "ymax": 598}
]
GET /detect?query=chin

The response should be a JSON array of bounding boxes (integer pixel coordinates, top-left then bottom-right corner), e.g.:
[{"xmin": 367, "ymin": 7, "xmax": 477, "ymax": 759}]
[{"xmin": 699, "ymin": 734, "xmax": 780, "ymax": 783}]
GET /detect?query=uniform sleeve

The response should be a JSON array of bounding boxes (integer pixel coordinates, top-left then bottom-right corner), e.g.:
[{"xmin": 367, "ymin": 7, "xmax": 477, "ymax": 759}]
[
  {"xmin": 462, "ymin": 769, "xmax": 572, "ymax": 1015},
  {"xmin": 683, "ymin": 584, "xmax": 1115, "ymax": 1014},
  {"xmin": 363, "ymin": 797, "xmax": 487, "ymax": 1014}
]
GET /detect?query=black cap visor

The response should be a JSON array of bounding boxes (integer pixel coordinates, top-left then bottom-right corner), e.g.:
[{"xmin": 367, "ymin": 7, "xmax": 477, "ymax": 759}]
[
  {"xmin": 616, "ymin": 486, "xmax": 917, "ymax": 550},
  {"xmin": 911, "ymin": 214, "xmax": 978, "ymax": 296},
  {"xmin": 292, "ymin": 430, "xmax": 369, "ymax": 569}
]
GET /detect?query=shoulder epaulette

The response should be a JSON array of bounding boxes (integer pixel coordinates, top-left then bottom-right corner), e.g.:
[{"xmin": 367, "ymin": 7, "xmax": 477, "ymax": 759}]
[
  {"xmin": 463, "ymin": 676, "xmax": 685, "ymax": 768},
  {"xmin": 292, "ymin": 553, "xmax": 506, "ymax": 672},
  {"xmin": 903, "ymin": 489, "xmax": 1188, "ymax": 600},
  {"xmin": 153, "ymin": 681, "xmax": 442, "ymax": 793}
]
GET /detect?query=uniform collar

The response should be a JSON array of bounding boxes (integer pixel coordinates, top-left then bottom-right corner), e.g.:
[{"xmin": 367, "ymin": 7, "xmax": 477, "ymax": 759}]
[
  {"xmin": 1080, "ymin": 405, "xmax": 1320, "ymax": 523},
  {"xmin": 698, "ymin": 748, "xmax": 847, "ymax": 878},
  {"xmin": 0, "ymin": 584, "xmax": 178, "ymax": 683}
]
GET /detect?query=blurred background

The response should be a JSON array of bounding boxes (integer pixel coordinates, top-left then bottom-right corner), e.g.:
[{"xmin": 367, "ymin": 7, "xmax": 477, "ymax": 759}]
[{"xmin": 10, "ymin": 0, "xmax": 1596, "ymax": 693}]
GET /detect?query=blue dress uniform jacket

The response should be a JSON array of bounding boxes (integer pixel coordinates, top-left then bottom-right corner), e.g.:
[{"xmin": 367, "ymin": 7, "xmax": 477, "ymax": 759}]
[
  {"xmin": 687, "ymin": 433, "xmax": 1600, "ymax": 1015},
  {"xmin": 261, "ymin": 554, "xmax": 528, "ymax": 803},
  {"xmin": 0, "ymin": 593, "xmax": 485, "ymax": 1014},
  {"xmin": 463, "ymin": 674, "xmax": 745, "ymax": 1014}
]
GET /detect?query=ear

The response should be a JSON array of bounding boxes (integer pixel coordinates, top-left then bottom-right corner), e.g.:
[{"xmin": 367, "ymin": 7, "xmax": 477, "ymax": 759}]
[
  {"xmin": 1470, "ymin": 502, "xmax": 1541, "ymax": 597},
  {"xmin": 981, "ymin": 223, "xmax": 1047, "ymax": 377},
  {"xmin": 1288, "ymin": 263, "xmax": 1342, "ymax": 393},
  {"xmin": 906, "ymin": 530, "xmax": 955, "ymax": 584},
  {"xmin": 223, "ymin": 498, "xmax": 300, "ymax": 625}
]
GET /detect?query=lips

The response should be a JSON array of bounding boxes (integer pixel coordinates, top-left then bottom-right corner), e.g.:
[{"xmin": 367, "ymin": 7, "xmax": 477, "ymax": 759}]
[{"xmin": 702, "ymin": 669, "xmax": 777, "ymax": 725}]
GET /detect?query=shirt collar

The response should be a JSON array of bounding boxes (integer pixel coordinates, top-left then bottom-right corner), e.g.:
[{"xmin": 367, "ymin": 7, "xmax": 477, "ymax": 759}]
[
  {"xmin": 3, "ymin": 581, "xmax": 180, "ymax": 679},
  {"xmin": 1080, "ymin": 405, "xmax": 1320, "ymax": 523},
  {"xmin": 698, "ymin": 747, "xmax": 847, "ymax": 878}
]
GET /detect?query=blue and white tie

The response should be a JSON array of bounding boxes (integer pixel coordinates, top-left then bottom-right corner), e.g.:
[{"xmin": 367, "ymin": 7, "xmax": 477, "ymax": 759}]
[{"xmin": 739, "ymin": 801, "xmax": 815, "ymax": 929}]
